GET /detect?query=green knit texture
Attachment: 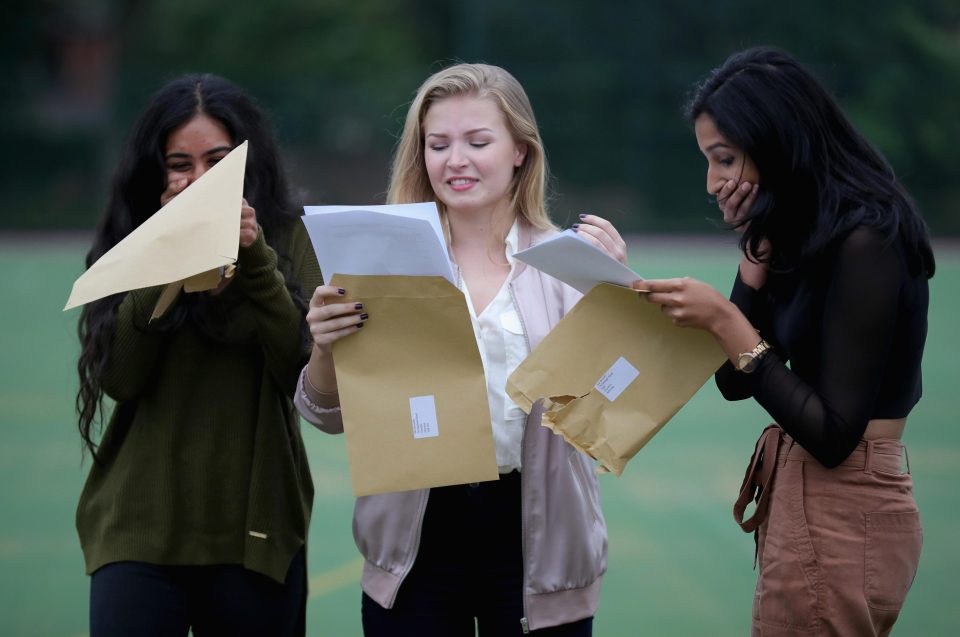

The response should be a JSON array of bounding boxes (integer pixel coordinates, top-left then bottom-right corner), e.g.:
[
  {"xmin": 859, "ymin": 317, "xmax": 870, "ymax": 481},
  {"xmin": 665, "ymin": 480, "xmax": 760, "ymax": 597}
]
[{"xmin": 76, "ymin": 222, "xmax": 322, "ymax": 583}]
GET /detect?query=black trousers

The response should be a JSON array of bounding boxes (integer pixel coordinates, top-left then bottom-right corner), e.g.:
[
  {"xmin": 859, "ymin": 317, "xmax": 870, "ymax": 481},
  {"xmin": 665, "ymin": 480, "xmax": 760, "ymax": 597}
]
[
  {"xmin": 362, "ymin": 471, "xmax": 593, "ymax": 636},
  {"xmin": 89, "ymin": 548, "xmax": 306, "ymax": 637}
]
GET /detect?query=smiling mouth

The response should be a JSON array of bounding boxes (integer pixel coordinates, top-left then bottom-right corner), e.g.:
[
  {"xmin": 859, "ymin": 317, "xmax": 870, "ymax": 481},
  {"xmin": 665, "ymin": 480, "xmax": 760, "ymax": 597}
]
[{"xmin": 448, "ymin": 178, "xmax": 476, "ymax": 186}]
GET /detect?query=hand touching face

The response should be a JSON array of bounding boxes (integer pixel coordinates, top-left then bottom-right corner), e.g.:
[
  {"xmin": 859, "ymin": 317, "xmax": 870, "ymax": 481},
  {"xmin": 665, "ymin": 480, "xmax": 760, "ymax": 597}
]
[
  {"xmin": 163, "ymin": 113, "xmax": 233, "ymax": 200},
  {"xmin": 694, "ymin": 113, "xmax": 760, "ymax": 230},
  {"xmin": 162, "ymin": 112, "xmax": 258, "ymax": 247}
]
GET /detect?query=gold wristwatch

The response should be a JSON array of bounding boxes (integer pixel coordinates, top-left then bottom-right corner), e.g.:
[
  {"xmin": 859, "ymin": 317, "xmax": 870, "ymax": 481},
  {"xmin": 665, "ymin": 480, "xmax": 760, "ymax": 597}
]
[{"xmin": 736, "ymin": 339, "xmax": 771, "ymax": 373}]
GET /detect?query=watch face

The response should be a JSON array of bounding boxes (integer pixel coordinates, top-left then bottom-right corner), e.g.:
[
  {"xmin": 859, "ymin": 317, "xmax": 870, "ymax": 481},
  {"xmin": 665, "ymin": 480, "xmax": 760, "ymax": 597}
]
[{"xmin": 737, "ymin": 353, "xmax": 756, "ymax": 373}]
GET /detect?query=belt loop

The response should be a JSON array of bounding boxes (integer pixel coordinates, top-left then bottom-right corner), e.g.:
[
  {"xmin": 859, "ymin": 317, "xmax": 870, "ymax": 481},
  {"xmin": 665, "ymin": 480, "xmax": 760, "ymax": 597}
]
[
  {"xmin": 780, "ymin": 436, "xmax": 793, "ymax": 468},
  {"xmin": 863, "ymin": 439, "xmax": 874, "ymax": 474},
  {"xmin": 902, "ymin": 444, "xmax": 911, "ymax": 475}
]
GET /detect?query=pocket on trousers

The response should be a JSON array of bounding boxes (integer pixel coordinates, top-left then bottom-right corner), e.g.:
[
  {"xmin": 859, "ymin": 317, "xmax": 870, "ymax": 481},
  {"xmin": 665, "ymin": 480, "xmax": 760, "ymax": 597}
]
[
  {"xmin": 864, "ymin": 510, "xmax": 923, "ymax": 611},
  {"xmin": 753, "ymin": 464, "xmax": 821, "ymax": 632}
]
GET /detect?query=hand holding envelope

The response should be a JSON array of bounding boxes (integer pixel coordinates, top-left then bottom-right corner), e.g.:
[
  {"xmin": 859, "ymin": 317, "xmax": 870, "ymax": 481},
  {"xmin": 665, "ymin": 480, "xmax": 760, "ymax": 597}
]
[
  {"xmin": 300, "ymin": 204, "xmax": 498, "ymax": 496},
  {"xmin": 509, "ymin": 230, "xmax": 726, "ymax": 475},
  {"xmin": 63, "ymin": 142, "xmax": 248, "ymax": 316},
  {"xmin": 326, "ymin": 273, "xmax": 498, "ymax": 496}
]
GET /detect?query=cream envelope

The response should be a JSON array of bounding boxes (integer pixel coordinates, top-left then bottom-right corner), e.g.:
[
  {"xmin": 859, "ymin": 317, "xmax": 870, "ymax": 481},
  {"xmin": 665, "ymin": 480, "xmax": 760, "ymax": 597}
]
[
  {"xmin": 63, "ymin": 141, "xmax": 248, "ymax": 313},
  {"xmin": 507, "ymin": 283, "xmax": 727, "ymax": 476},
  {"xmin": 330, "ymin": 273, "xmax": 499, "ymax": 496}
]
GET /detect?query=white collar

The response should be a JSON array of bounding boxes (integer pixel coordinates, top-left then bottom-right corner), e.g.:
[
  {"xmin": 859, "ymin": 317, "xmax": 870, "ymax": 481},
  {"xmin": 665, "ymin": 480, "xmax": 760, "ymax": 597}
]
[{"xmin": 504, "ymin": 218, "xmax": 520, "ymax": 265}]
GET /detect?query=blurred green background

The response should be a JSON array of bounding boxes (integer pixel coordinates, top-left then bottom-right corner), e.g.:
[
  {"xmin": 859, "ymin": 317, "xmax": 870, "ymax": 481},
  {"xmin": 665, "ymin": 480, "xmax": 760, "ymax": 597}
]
[
  {"xmin": 2, "ymin": 0, "xmax": 958, "ymax": 635},
  {"xmin": 2, "ymin": 239, "xmax": 958, "ymax": 636},
  {"xmin": 2, "ymin": 0, "xmax": 958, "ymax": 233}
]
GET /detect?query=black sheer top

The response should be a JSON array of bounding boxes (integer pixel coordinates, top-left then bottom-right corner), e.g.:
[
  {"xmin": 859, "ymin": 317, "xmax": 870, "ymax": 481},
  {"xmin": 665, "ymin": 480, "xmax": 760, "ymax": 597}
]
[{"xmin": 715, "ymin": 226, "xmax": 929, "ymax": 467}]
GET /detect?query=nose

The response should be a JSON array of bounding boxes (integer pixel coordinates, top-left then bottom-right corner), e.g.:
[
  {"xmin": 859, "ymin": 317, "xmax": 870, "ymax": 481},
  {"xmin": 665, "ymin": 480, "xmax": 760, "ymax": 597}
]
[
  {"xmin": 447, "ymin": 143, "xmax": 468, "ymax": 169},
  {"xmin": 192, "ymin": 165, "xmax": 211, "ymax": 183}
]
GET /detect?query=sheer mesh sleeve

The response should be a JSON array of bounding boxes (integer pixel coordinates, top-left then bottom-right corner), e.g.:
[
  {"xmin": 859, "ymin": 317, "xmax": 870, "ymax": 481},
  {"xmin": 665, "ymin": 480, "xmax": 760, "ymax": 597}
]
[
  {"xmin": 714, "ymin": 268, "xmax": 775, "ymax": 400},
  {"xmin": 735, "ymin": 228, "xmax": 901, "ymax": 467}
]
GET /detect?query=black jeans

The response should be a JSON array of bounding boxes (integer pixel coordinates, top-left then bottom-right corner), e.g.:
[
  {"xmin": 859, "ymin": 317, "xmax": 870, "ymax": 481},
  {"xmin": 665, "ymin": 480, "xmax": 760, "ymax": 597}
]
[
  {"xmin": 362, "ymin": 472, "xmax": 593, "ymax": 636},
  {"xmin": 89, "ymin": 548, "xmax": 306, "ymax": 637}
]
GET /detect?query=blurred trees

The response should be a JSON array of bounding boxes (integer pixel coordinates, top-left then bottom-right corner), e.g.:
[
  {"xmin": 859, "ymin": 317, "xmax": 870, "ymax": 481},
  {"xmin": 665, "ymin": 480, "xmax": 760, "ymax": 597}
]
[{"xmin": 3, "ymin": 0, "xmax": 957, "ymax": 233}]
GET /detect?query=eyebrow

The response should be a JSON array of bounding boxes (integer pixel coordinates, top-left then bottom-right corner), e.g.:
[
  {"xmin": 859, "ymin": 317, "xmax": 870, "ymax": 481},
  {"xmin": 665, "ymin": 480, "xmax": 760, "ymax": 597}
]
[
  {"xmin": 705, "ymin": 142, "xmax": 732, "ymax": 152},
  {"xmin": 425, "ymin": 127, "xmax": 494, "ymax": 139},
  {"xmin": 165, "ymin": 145, "xmax": 233, "ymax": 160}
]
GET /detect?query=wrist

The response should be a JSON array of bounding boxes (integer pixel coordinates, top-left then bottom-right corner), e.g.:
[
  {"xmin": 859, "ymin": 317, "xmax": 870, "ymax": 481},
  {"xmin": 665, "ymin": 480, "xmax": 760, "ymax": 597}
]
[
  {"xmin": 709, "ymin": 299, "xmax": 742, "ymax": 337},
  {"xmin": 736, "ymin": 339, "xmax": 771, "ymax": 373}
]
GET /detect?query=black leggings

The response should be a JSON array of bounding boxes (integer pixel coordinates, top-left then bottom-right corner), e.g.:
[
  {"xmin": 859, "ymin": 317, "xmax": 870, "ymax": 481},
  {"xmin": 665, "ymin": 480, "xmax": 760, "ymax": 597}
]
[
  {"xmin": 89, "ymin": 548, "xmax": 306, "ymax": 637},
  {"xmin": 361, "ymin": 472, "xmax": 593, "ymax": 636}
]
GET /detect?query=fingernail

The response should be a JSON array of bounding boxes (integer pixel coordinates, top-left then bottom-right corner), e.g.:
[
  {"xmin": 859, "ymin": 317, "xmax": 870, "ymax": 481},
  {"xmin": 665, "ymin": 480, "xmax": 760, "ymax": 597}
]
[
  {"xmin": 338, "ymin": 288, "xmax": 345, "ymax": 295},
  {"xmin": 354, "ymin": 303, "xmax": 363, "ymax": 310},
  {"xmin": 741, "ymin": 183, "xmax": 751, "ymax": 191},
  {"xmin": 360, "ymin": 313, "xmax": 369, "ymax": 320},
  {"xmin": 356, "ymin": 323, "xmax": 363, "ymax": 328},
  {"xmin": 578, "ymin": 213, "xmax": 586, "ymax": 220},
  {"xmin": 572, "ymin": 224, "xmax": 580, "ymax": 230}
]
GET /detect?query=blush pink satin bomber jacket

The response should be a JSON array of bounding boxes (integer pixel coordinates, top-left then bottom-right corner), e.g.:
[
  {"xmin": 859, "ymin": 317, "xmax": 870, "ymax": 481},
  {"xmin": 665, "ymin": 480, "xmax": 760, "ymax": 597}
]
[{"xmin": 295, "ymin": 222, "xmax": 608, "ymax": 632}]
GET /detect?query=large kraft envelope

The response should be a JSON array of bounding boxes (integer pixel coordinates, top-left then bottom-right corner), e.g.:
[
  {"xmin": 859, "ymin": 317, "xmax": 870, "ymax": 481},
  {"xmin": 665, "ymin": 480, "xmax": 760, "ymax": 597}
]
[
  {"xmin": 507, "ymin": 283, "xmax": 726, "ymax": 476},
  {"xmin": 64, "ymin": 141, "xmax": 247, "ymax": 314},
  {"xmin": 330, "ymin": 273, "xmax": 498, "ymax": 496}
]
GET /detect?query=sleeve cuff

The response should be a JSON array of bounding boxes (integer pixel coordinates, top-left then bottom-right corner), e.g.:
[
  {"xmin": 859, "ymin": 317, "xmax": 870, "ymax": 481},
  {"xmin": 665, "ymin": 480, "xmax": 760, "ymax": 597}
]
[
  {"xmin": 299, "ymin": 366, "xmax": 341, "ymax": 411},
  {"xmin": 236, "ymin": 227, "xmax": 270, "ymax": 269}
]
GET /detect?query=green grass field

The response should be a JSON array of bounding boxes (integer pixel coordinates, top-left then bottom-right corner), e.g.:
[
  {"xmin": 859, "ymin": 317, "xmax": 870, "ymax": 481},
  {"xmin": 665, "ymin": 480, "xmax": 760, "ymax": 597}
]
[{"xmin": 1, "ymin": 235, "xmax": 957, "ymax": 636}]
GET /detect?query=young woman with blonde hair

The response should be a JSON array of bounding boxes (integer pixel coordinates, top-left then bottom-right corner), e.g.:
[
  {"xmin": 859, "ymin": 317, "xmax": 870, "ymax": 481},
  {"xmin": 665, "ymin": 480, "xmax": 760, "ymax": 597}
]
[{"xmin": 296, "ymin": 63, "xmax": 627, "ymax": 636}]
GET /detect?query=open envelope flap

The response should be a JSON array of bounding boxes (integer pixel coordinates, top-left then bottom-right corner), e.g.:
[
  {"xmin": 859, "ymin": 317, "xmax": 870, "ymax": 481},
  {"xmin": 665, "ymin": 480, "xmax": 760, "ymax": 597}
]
[
  {"xmin": 329, "ymin": 273, "xmax": 498, "ymax": 496},
  {"xmin": 64, "ymin": 142, "xmax": 247, "ymax": 310},
  {"xmin": 506, "ymin": 283, "xmax": 726, "ymax": 476}
]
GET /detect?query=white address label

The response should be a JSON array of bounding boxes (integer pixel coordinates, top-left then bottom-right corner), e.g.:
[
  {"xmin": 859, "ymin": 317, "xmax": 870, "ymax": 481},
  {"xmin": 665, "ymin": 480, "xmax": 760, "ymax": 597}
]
[
  {"xmin": 594, "ymin": 357, "xmax": 640, "ymax": 402},
  {"xmin": 409, "ymin": 395, "xmax": 440, "ymax": 439}
]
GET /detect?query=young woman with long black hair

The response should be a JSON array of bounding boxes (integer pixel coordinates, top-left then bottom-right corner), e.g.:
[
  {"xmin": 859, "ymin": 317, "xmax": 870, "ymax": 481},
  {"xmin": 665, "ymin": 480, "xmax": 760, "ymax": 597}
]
[
  {"xmin": 640, "ymin": 47, "xmax": 934, "ymax": 636},
  {"xmin": 75, "ymin": 74, "xmax": 320, "ymax": 636}
]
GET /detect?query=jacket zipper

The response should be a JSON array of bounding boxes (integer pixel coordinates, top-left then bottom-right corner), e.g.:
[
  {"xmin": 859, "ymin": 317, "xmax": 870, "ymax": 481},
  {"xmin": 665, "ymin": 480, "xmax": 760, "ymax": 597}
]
[
  {"xmin": 510, "ymin": 280, "xmax": 532, "ymax": 633},
  {"xmin": 464, "ymin": 258, "xmax": 533, "ymax": 631},
  {"xmin": 389, "ymin": 489, "xmax": 430, "ymax": 607},
  {"xmin": 519, "ymin": 400, "xmax": 531, "ymax": 633},
  {"xmin": 507, "ymin": 282, "xmax": 532, "ymax": 354}
]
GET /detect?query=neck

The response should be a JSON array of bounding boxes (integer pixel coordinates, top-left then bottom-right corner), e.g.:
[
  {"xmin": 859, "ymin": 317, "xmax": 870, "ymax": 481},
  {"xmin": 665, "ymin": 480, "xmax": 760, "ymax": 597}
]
[{"xmin": 447, "ymin": 200, "xmax": 517, "ymax": 250}]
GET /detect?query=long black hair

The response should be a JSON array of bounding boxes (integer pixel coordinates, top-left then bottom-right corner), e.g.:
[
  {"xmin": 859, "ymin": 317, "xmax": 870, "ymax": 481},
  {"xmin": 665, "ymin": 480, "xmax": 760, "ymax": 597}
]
[
  {"xmin": 77, "ymin": 73, "xmax": 306, "ymax": 458},
  {"xmin": 685, "ymin": 46, "xmax": 935, "ymax": 278}
]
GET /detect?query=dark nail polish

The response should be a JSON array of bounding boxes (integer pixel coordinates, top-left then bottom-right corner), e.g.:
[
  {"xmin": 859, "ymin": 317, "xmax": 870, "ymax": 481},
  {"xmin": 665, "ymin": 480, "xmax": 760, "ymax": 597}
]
[
  {"xmin": 354, "ymin": 303, "xmax": 363, "ymax": 310},
  {"xmin": 338, "ymin": 288, "xmax": 345, "ymax": 295},
  {"xmin": 578, "ymin": 213, "xmax": 586, "ymax": 220},
  {"xmin": 356, "ymin": 322, "xmax": 363, "ymax": 328},
  {"xmin": 360, "ymin": 313, "xmax": 369, "ymax": 320},
  {"xmin": 572, "ymin": 224, "xmax": 580, "ymax": 230}
]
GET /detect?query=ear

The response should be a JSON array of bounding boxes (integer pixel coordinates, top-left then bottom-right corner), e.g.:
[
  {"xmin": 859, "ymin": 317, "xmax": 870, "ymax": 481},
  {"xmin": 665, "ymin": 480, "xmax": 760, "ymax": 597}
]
[{"xmin": 514, "ymin": 143, "xmax": 528, "ymax": 168}]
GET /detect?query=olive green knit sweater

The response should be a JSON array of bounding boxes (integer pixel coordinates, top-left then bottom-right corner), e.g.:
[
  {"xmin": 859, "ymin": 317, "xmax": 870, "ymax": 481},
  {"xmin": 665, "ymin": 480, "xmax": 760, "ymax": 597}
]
[{"xmin": 76, "ymin": 223, "xmax": 321, "ymax": 583}]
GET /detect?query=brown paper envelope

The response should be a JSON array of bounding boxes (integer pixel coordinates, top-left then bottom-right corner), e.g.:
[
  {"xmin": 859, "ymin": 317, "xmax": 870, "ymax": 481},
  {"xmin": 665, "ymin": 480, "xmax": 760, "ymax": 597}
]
[
  {"xmin": 64, "ymin": 142, "xmax": 246, "ymax": 311},
  {"xmin": 507, "ymin": 283, "xmax": 726, "ymax": 476},
  {"xmin": 149, "ymin": 266, "xmax": 230, "ymax": 321},
  {"xmin": 330, "ymin": 274, "xmax": 499, "ymax": 496}
]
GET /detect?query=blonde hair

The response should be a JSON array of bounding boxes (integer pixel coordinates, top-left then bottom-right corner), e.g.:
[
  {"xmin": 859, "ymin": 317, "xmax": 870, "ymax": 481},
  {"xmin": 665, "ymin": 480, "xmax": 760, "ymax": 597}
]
[{"xmin": 387, "ymin": 63, "xmax": 554, "ymax": 231}]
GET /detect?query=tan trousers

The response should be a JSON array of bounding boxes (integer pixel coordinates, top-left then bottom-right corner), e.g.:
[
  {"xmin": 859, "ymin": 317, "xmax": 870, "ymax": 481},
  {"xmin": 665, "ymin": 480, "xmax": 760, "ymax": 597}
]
[{"xmin": 737, "ymin": 427, "xmax": 922, "ymax": 636}]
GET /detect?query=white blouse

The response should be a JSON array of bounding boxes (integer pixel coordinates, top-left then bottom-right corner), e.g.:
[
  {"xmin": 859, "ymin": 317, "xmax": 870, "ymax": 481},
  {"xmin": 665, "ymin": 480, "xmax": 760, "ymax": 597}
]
[{"xmin": 457, "ymin": 221, "xmax": 530, "ymax": 473}]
